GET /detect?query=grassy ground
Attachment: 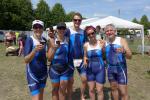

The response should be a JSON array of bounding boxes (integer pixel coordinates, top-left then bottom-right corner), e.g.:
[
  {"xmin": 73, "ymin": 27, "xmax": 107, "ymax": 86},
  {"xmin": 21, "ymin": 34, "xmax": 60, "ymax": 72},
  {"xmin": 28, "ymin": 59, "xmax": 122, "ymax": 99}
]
[{"xmin": 0, "ymin": 43, "xmax": 150, "ymax": 100}]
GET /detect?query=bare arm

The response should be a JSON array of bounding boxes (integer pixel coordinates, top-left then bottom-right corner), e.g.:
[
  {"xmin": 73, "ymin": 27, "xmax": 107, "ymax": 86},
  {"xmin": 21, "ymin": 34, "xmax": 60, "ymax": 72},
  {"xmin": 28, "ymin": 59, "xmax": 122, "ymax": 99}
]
[
  {"xmin": 24, "ymin": 44, "xmax": 44, "ymax": 63},
  {"xmin": 83, "ymin": 42, "xmax": 88, "ymax": 66},
  {"xmin": 121, "ymin": 38, "xmax": 132, "ymax": 59},
  {"xmin": 47, "ymin": 39, "xmax": 59, "ymax": 61}
]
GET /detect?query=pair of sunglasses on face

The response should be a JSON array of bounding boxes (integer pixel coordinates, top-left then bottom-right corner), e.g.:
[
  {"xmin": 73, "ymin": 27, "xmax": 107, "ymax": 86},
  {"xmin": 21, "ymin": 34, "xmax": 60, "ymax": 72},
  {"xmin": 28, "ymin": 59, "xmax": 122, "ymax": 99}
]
[
  {"xmin": 73, "ymin": 19, "xmax": 82, "ymax": 22},
  {"xmin": 33, "ymin": 25, "xmax": 43, "ymax": 29},
  {"xmin": 87, "ymin": 32, "xmax": 95, "ymax": 37}
]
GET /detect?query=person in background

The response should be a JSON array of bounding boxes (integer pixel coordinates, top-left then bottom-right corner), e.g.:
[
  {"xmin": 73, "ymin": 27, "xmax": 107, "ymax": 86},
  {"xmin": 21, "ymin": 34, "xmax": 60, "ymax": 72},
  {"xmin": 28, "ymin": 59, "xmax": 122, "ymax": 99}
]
[
  {"xmin": 4, "ymin": 31, "xmax": 13, "ymax": 47},
  {"xmin": 24, "ymin": 20, "xmax": 47, "ymax": 100},
  {"xmin": 66, "ymin": 12, "xmax": 87, "ymax": 100},
  {"xmin": 15, "ymin": 31, "xmax": 20, "ymax": 45},
  {"xmin": 47, "ymin": 22, "xmax": 71, "ymax": 100},
  {"xmin": 83, "ymin": 26, "xmax": 105, "ymax": 100},
  {"xmin": 96, "ymin": 25, "xmax": 105, "ymax": 40},
  {"xmin": 47, "ymin": 26, "xmax": 55, "ymax": 48},
  {"xmin": 104, "ymin": 24, "xmax": 132, "ymax": 100},
  {"xmin": 18, "ymin": 32, "xmax": 27, "ymax": 56},
  {"xmin": 12, "ymin": 32, "xmax": 16, "ymax": 45}
]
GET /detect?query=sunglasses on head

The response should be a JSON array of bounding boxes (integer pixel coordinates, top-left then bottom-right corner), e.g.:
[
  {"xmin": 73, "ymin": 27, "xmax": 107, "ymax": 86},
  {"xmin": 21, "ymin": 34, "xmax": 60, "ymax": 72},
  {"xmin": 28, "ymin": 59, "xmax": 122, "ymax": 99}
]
[
  {"xmin": 33, "ymin": 25, "xmax": 43, "ymax": 29},
  {"xmin": 87, "ymin": 32, "xmax": 95, "ymax": 37},
  {"xmin": 73, "ymin": 19, "xmax": 82, "ymax": 22},
  {"xmin": 57, "ymin": 27, "xmax": 66, "ymax": 30}
]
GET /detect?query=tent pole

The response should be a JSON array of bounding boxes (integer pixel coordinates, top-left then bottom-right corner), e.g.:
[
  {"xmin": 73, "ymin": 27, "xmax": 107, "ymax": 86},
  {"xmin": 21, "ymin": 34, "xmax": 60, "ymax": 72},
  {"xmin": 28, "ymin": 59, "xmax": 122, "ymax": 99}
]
[{"xmin": 141, "ymin": 27, "xmax": 144, "ymax": 55}]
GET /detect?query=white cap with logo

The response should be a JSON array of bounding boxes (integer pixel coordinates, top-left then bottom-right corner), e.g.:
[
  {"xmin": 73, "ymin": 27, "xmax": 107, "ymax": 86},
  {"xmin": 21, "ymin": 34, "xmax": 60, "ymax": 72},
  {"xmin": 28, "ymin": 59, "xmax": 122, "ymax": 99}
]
[{"xmin": 32, "ymin": 20, "xmax": 44, "ymax": 28}]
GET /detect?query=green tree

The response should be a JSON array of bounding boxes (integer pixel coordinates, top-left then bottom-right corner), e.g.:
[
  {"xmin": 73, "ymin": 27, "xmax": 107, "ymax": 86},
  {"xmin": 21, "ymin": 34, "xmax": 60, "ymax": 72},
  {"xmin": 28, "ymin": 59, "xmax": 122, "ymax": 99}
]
[
  {"xmin": 65, "ymin": 11, "xmax": 76, "ymax": 22},
  {"xmin": 51, "ymin": 3, "xmax": 66, "ymax": 25},
  {"xmin": 0, "ymin": 0, "xmax": 33, "ymax": 30},
  {"xmin": 140, "ymin": 15, "xmax": 150, "ymax": 34},
  {"xmin": 132, "ymin": 18, "xmax": 139, "ymax": 24},
  {"xmin": 34, "ymin": 0, "xmax": 51, "ymax": 28}
]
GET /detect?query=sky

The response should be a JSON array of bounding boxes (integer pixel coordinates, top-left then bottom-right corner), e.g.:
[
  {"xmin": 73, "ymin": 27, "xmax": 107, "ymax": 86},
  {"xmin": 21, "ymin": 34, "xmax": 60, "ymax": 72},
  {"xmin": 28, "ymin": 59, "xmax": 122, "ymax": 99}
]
[{"xmin": 32, "ymin": 0, "xmax": 150, "ymax": 21}]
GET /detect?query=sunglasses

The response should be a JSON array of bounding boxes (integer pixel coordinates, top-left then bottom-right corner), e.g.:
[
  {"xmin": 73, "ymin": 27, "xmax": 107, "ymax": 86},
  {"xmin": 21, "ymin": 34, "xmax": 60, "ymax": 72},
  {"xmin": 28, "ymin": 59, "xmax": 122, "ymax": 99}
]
[
  {"xmin": 87, "ymin": 32, "xmax": 95, "ymax": 37},
  {"xmin": 57, "ymin": 27, "xmax": 66, "ymax": 30},
  {"xmin": 73, "ymin": 19, "xmax": 82, "ymax": 22},
  {"xmin": 33, "ymin": 25, "xmax": 43, "ymax": 29}
]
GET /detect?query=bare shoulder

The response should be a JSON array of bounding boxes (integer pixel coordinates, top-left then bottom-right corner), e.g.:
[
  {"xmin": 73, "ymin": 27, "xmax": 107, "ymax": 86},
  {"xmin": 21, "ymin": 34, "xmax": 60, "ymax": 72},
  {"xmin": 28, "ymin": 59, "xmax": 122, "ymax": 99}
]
[{"xmin": 84, "ymin": 42, "xmax": 88, "ymax": 48}]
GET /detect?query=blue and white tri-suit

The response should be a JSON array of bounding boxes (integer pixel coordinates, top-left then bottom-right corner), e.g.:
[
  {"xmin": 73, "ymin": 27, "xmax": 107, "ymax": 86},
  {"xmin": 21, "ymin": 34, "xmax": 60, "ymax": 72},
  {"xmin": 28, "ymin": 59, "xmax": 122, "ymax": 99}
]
[
  {"xmin": 24, "ymin": 36, "xmax": 47, "ymax": 96},
  {"xmin": 105, "ymin": 37, "xmax": 127, "ymax": 84},
  {"xmin": 86, "ymin": 42, "xmax": 105, "ymax": 84},
  {"xmin": 66, "ymin": 28, "xmax": 87, "ymax": 76},
  {"xmin": 49, "ymin": 39, "xmax": 71, "ymax": 83}
]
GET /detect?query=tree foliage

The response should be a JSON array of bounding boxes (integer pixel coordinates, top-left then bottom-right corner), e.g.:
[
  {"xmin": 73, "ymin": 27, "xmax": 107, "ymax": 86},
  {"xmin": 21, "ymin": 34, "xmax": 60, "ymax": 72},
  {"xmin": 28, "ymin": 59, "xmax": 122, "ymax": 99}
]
[
  {"xmin": 140, "ymin": 15, "xmax": 150, "ymax": 34},
  {"xmin": 132, "ymin": 18, "xmax": 139, "ymax": 24},
  {"xmin": 34, "ymin": 0, "xmax": 51, "ymax": 28},
  {"xmin": 65, "ymin": 11, "xmax": 76, "ymax": 22},
  {"xmin": 2, "ymin": 1, "xmax": 149, "ymax": 32},
  {"xmin": 51, "ymin": 3, "xmax": 66, "ymax": 26},
  {"xmin": 0, "ymin": 0, "xmax": 33, "ymax": 30}
]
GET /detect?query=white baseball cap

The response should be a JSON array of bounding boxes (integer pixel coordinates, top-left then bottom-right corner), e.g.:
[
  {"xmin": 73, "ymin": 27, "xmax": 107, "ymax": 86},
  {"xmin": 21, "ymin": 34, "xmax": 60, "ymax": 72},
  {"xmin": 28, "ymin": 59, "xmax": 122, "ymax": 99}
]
[{"xmin": 32, "ymin": 20, "xmax": 44, "ymax": 28}]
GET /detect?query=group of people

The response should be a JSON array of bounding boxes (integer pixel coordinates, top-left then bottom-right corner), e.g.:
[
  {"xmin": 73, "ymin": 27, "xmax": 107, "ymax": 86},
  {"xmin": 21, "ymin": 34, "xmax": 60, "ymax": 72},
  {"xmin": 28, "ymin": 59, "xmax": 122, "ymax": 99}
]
[
  {"xmin": 24, "ymin": 12, "xmax": 132, "ymax": 100},
  {"xmin": 4, "ymin": 31, "xmax": 26, "ymax": 56}
]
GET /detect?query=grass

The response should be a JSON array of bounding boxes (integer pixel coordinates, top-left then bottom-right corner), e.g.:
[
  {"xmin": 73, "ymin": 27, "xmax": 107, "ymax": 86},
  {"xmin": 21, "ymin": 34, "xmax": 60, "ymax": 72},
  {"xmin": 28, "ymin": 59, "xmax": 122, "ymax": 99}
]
[{"xmin": 0, "ymin": 42, "xmax": 150, "ymax": 100}]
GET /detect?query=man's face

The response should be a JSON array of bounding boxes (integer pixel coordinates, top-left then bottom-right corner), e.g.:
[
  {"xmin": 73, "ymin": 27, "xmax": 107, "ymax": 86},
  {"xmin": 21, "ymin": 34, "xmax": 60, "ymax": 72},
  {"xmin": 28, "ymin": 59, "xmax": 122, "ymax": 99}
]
[
  {"xmin": 48, "ymin": 30, "xmax": 54, "ymax": 38},
  {"xmin": 105, "ymin": 26, "xmax": 116, "ymax": 39},
  {"xmin": 73, "ymin": 15, "xmax": 82, "ymax": 28}
]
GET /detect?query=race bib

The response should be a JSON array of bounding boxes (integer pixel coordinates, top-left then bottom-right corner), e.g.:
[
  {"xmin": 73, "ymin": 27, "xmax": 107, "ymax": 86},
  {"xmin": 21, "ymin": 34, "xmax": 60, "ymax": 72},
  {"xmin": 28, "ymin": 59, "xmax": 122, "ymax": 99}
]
[{"xmin": 73, "ymin": 59, "xmax": 82, "ymax": 67}]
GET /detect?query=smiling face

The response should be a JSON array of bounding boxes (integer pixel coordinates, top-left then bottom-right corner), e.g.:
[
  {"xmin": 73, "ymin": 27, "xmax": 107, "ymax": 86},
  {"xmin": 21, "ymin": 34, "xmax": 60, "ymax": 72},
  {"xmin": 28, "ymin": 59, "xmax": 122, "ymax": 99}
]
[
  {"xmin": 33, "ymin": 24, "xmax": 44, "ymax": 38},
  {"xmin": 86, "ymin": 29, "xmax": 96, "ymax": 41},
  {"xmin": 57, "ymin": 27, "xmax": 66, "ymax": 38},
  {"xmin": 105, "ymin": 25, "xmax": 116, "ymax": 39},
  {"xmin": 48, "ymin": 29, "xmax": 54, "ymax": 38},
  {"xmin": 73, "ymin": 15, "xmax": 82, "ymax": 29}
]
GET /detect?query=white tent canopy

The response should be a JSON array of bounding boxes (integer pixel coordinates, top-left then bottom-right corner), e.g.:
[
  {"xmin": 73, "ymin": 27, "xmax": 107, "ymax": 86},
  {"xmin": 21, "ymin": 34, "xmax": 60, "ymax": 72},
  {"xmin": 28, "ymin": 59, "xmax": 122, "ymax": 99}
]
[
  {"xmin": 80, "ymin": 16, "xmax": 145, "ymax": 55},
  {"xmin": 80, "ymin": 16, "xmax": 143, "ymax": 29}
]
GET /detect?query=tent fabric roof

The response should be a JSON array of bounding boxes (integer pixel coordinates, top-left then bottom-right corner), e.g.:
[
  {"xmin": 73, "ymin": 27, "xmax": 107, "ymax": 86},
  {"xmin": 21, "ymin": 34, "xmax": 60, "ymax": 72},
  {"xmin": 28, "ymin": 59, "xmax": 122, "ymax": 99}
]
[{"xmin": 80, "ymin": 16, "xmax": 143, "ymax": 29}]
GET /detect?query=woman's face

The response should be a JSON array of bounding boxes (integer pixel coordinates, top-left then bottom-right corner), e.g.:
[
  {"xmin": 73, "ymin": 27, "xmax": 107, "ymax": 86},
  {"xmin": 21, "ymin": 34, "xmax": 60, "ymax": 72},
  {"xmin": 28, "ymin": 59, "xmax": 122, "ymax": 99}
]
[
  {"xmin": 73, "ymin": 15, "xmax": 82, "ymax": 28},
  {"xmin": 33, "ymin": 24, "xmax": 44, "ymax": 37},
  {"xmin": 87, "ymin": 29, "xmax": 96, "ymax": 41},
  {"xmin": 57, "ymin": 27, "xmax": 66, "ymax": 37}
]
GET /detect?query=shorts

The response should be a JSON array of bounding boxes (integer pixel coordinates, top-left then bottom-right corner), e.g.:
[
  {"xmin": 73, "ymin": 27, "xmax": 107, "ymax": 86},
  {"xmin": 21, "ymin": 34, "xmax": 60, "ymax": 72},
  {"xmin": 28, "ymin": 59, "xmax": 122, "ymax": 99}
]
[
  {"xmin": 26, "ymin": 67, "xmax": 47, "ymax": 96},
  {"xmin": 107, "ymin": 65, "xmax": 127, "ymax": 85},
  {"xmin": 49, "ymin": 67, "xmax": 70, "ymax": 83},
  {"xmin": 75, "ymin": 61, "xmax": 87, "ymax": 76},
  {"xmin": 86, "ymin": 64, "xmax": 105, "ymax": 84}
]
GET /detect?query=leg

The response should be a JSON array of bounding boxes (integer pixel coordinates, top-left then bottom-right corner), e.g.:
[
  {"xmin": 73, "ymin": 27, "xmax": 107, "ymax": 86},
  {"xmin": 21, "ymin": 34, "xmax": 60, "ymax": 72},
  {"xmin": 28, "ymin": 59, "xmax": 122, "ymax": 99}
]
[
  {"xmin": 80, "ymin": 74, "xmax": 87, "ymax": 100},
  {"xmin": 118, "ymin": 84, "xmax": 128, "ymax": 100},
  {"xmin": 110, "ymin": 82, "xmax": 119, "ymax": 100},
  {"xmin": 51, "ymin": 83, "xmax": 59, "ymax": 100},
  {"xmin": 39, "ymin": 88, "xmax": 44, "ymax": 100},
  {"xmin": 67, "ymin": 68, "xmax": 74, "ymax": 100},
  {"xmin": 88, "ymin": 81, "xmax": 95, "ymax": 100},
  {"xmin": 67, "ymin": 77, "xmax": 74, "ymax": 100},
  {"xmin": 118, "ymin": 67, "xmax": 128, "ymax": 100},
  {"xmin": 96, "ymin": 83, "xmax": 104, "ymax": 100},
  {"xmin": 59, "ymin": 80, "xmax": 68, "ymax": 100},
  {"xmin": 31, "ymin": 94, "xmax": 40, "ymax": 100},
  {"xmin": 49, "ymin": 68, "xmax": 60, "ymax": 100},
  {"xmin": 77, "ymin": 65, "xmax": 87, "ymax": 100}
]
